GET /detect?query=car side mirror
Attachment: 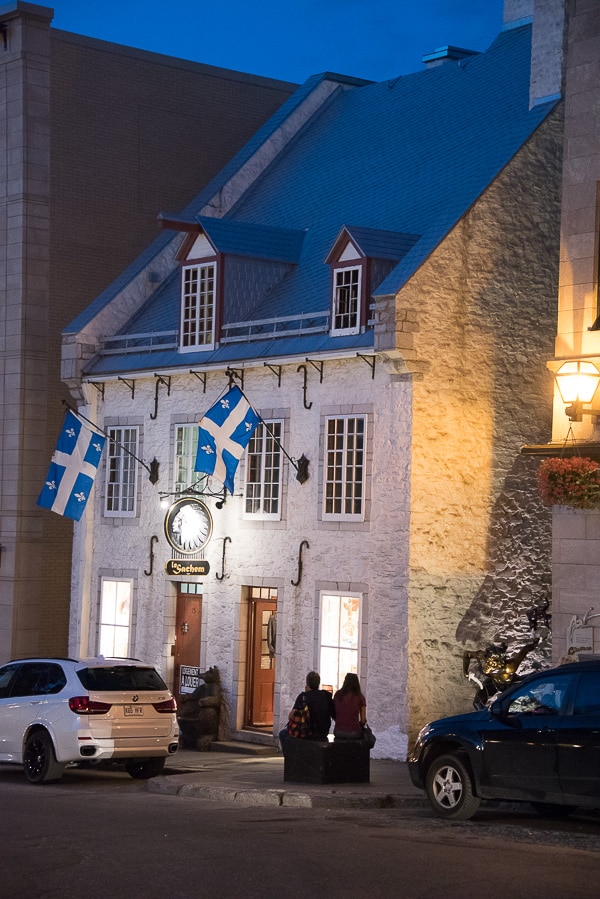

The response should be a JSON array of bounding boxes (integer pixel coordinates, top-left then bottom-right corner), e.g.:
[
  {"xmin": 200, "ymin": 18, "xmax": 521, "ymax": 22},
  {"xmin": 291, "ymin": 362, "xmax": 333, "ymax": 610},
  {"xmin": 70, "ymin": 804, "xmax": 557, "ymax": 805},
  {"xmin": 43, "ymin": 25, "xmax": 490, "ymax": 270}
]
[{"xmin": 490, "ymin": 699, "xmax": 522, "ymax": 729}]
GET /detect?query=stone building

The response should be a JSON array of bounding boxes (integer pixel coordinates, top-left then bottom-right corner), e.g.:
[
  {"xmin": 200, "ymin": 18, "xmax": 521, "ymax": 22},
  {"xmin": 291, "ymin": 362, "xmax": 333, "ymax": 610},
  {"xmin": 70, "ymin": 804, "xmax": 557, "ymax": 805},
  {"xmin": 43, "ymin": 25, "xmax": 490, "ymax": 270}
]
[
  {"xmin": 61, "ymin": 3, "xmax": 564, "ymax": 756},
  {"xmin": 535, "ymin": 0, "xmax": 600, "ymax": 661},
  {"xmin": 0, "ymin": 1, "xmax": 296, "ymax": 662}
]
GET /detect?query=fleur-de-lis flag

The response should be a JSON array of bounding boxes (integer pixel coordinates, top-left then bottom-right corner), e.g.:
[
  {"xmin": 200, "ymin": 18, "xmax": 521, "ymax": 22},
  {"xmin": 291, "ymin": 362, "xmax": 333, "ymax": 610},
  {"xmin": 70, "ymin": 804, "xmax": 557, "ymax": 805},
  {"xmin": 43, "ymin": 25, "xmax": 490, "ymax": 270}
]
[
  {"xmin": 37, "ymin": 410, "xmax": 106, "ymax": 521},
  {"xmin": 194, "ymin": 386, "xmax": 260, "ymax": 493}
]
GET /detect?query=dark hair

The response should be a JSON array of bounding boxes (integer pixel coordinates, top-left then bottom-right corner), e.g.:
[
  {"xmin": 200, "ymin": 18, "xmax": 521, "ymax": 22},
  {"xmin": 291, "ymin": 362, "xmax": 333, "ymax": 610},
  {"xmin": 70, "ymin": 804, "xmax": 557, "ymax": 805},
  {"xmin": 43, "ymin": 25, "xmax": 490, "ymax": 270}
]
[
  {"xmin": 338, "ymin": 672, "xmax": 361, "ymax": 696},
  {"xmin": 305, "ymin": 671, "xmax": 321, "ymax": 690}
]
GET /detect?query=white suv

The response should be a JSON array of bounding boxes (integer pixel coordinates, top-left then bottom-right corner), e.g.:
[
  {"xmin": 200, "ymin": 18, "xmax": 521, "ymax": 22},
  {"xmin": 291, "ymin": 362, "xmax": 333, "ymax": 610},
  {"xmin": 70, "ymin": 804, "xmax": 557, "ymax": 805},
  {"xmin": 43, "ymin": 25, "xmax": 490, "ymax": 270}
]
[{"xmin": 0, "ymin": 657, "xmax": 179, "ymax": 784}]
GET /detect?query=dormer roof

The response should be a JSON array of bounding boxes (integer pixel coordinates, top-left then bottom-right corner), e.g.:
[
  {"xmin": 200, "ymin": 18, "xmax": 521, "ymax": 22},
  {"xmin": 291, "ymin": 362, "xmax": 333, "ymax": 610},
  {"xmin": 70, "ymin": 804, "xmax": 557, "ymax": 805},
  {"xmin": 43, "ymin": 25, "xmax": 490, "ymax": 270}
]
[
  {"xmin": 160, "ymin": 213, "xmax": 306, "ymax": 264},
  {"xmin": 325, "ymin": 226, "xmax": 421, "ymax": 264}
]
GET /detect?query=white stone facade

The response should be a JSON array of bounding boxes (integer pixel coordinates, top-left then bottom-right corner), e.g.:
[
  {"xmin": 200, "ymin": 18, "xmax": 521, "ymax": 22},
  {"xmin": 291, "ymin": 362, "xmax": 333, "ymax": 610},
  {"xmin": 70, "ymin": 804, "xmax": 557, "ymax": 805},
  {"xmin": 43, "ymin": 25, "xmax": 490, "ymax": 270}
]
[{"xmin": 70, "ymin": 355, "xmax": 413, "ymax": 758}]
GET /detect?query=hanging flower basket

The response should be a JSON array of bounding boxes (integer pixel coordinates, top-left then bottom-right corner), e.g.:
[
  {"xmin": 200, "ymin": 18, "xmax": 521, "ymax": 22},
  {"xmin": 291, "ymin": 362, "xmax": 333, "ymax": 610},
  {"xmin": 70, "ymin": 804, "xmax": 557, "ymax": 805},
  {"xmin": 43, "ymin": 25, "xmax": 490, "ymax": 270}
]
[{"xmin": 537, "ymin": 456, "xmax": 600, "ymax": 510}]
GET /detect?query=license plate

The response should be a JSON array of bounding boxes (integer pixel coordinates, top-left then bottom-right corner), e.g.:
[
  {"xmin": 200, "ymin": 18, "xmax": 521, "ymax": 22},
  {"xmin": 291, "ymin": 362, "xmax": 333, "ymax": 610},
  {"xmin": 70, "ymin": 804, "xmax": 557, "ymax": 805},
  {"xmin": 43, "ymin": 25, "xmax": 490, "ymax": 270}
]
[{"xmin": 124, "ymin": 705, "xmax": 143, "ymax": 716}]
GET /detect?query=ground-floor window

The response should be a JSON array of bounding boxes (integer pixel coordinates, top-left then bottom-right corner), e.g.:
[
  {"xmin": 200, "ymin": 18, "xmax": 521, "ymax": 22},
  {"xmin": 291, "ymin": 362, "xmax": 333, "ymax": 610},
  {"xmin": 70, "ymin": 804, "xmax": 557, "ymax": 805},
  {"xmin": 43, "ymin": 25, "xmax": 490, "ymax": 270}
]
[
  {"xmin": 319, "ymin": 592, "xmax": 361, "ymax": 692},
  {"xmin": 99, "ymin": 579, "xmax": 132, "ymax": 657}
]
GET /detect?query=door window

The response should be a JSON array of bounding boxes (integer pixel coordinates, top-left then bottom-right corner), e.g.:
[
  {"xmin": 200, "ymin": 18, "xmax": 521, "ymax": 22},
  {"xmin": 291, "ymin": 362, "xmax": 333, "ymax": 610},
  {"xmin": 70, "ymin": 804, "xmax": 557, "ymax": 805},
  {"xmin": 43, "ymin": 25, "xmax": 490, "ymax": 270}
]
[
  {"xmin": 572, "ymin": 672, "xmax": 600, "ymax": 715},
  {"xmin": 506, "ymin": 674, "xmax": 572, "ymax": 717}
]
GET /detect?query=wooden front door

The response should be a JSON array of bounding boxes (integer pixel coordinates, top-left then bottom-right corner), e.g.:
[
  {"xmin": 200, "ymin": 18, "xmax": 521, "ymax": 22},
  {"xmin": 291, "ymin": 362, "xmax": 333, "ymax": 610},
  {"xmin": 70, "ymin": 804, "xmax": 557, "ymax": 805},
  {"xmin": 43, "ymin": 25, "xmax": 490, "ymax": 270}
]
[
  {"xmin": 174, "ymin": 584, "xmax": 202, "ymax": 701},
  {"xmin": 245, "ymin": 589, "xmax": 277, "ymax": 728}
]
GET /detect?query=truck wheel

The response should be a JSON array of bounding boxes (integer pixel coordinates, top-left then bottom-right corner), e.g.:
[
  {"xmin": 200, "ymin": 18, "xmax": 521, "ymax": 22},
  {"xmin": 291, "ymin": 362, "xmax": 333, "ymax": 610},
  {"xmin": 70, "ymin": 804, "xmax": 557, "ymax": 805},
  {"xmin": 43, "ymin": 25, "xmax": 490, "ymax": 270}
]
[
  {"xmin": 23, "ymin": 730, "xmax": 65, "ymax": 784},
  {"xmin": 425, "ymin": 753, "xmax": 480, "ymax": 820}
]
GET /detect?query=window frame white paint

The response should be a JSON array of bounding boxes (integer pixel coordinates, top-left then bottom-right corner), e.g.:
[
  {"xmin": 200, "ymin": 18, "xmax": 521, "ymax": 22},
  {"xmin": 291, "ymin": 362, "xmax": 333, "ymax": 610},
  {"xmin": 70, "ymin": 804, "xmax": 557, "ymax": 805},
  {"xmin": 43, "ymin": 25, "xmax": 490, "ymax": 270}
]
[
  {"xmin": 174, "ymin": 423, "xmax": 199, "ymax": 494},
  {"xmin": 179, "ymin": 261, "xmax": 217, "ymax": 351},
  {"xmin": 104, "ymin": 426, "xmax": 139, "ymax": 518},
  {"xmin": 322, "ymin": 414, "xmax": 366, "ymax": 521},
  {"xmin": 243, "ymin": 419, "xmax": 283, "ymax": 520},
  {"xmin": 331, "ymin": 264, "xmax": 362, "ymax": 336}
]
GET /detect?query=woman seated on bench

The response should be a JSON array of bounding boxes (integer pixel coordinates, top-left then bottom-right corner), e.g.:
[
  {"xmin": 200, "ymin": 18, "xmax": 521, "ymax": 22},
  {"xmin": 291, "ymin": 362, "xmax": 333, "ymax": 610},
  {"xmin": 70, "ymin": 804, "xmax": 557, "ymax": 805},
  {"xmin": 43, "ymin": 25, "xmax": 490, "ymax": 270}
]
[{"xmin": 333, "ymin": 673, "xmax": 367, "ymax": 740}]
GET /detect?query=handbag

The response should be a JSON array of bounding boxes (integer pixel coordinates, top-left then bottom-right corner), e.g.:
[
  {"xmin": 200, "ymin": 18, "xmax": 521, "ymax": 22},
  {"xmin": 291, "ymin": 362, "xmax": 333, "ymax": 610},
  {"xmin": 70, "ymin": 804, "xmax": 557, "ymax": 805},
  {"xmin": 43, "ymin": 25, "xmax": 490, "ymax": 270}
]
[
  {"xmin": 286, "ymin": 694, "xmax": 311, "ymax": 738},
  {"xmin": 362, "ymin": 722, "xmax": 376, "ymax": 748}
]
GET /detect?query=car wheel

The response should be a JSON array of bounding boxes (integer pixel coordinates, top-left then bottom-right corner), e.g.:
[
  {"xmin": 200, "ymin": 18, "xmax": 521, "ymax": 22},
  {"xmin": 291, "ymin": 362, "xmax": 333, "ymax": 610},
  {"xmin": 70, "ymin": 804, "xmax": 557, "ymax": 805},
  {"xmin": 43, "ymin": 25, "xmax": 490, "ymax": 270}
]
[
  {"xmin": 125, "ymin": 757, "xmax": 166, "ymax": 779},
  {"xmin": 425, "ymin": 753, "xmax": 481, "ymax": 821},
  {"xmin": 23, "ymin": 730, "xmax": 65, "ymax": 785},
  {"xmin": 530, "ymin": 802, "xmax": 576, "ymax": 818}
]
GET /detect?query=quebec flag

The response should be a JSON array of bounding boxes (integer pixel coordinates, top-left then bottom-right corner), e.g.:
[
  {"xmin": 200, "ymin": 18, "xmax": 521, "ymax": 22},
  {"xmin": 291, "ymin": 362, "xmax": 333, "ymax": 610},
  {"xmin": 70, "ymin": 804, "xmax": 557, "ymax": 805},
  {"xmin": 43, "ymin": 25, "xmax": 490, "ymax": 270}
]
[
  {"xmin": 37, "ymin": 410, "xmax": 106, "ymax": 521},
  {"xmin": 194, "ymin": 386, "xmax": 260, "ymax": 494}
]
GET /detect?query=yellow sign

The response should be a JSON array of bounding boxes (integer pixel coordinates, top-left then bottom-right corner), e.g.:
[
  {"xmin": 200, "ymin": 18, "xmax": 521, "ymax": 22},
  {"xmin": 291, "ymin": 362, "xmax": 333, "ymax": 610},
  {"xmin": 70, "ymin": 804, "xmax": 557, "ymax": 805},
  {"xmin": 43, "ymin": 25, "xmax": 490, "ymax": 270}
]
[{"xmin": 165, "ymin": 559, "xmax": 210, "ymax": 577}]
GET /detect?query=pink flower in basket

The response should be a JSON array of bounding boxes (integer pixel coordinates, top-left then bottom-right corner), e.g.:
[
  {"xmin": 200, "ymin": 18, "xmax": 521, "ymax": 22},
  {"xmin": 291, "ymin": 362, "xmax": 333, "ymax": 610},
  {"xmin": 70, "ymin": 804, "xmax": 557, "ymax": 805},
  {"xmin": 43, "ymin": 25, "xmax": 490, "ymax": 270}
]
[{"xmin": 537, "ymin": 457, "xmax": 600, "ymax": 510}]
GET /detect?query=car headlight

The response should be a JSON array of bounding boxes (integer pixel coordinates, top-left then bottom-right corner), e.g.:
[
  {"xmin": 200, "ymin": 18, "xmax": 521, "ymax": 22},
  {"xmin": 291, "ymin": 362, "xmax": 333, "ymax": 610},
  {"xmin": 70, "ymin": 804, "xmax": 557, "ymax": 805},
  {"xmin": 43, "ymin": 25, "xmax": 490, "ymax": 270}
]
[{"xmin": 416, "ymin": 723, "xmax": 434, "ymax": 743}]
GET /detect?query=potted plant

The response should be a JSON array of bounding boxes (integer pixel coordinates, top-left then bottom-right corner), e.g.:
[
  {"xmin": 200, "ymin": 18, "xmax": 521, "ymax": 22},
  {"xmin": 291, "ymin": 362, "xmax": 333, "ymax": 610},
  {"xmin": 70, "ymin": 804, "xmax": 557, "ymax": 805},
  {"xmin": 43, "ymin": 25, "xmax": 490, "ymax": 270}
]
[{"xmin": 537, "ymin": 456, "xmax": 600, "ymax": 509}]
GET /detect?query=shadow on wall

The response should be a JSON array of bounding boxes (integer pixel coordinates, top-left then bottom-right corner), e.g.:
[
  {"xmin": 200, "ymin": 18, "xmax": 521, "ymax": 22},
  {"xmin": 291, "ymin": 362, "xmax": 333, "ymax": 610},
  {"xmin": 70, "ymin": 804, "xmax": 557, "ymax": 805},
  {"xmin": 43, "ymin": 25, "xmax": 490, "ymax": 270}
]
[{"xmin": 455, "ymin": 453, "xmax": 552, "ymax": 669}]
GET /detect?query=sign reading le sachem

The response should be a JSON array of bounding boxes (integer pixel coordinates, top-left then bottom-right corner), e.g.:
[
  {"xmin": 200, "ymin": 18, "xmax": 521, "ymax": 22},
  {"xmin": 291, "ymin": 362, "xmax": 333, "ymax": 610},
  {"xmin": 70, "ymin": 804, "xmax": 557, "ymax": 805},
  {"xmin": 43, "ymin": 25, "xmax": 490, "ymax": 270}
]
[{"xmin": 165, "ymin": 559, "xmax": 210, "ymax": 576}]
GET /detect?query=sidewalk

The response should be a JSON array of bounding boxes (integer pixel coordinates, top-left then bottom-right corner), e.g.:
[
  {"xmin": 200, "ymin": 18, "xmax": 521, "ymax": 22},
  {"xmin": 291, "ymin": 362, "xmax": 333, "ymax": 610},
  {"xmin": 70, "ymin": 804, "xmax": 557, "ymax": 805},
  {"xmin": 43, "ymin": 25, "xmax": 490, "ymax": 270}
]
[{"xmin": 151, "ymin": 743, "xmax": 427, "ymax": 809}]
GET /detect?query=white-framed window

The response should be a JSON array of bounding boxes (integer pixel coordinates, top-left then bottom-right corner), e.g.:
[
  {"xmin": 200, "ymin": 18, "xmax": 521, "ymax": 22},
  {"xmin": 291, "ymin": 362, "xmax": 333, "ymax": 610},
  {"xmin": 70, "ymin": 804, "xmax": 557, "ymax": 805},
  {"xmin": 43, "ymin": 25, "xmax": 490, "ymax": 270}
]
[
  {"xmin": 174, "ymin": 424, "xmax": 199, "ymax": 494},
  {"xmin": 180, "ymin": 262, "xmax": 216, "ymax": 350},
  {"xmin": 319, "ymin": 592, "xmax": 361, "ymax": 693},
  {"xmin": 173, "ymin": 423, "xmax": 220, "ymax": 496},
  {"xmin": 105, "ymin": 426, "xmax": 138, "ymax": 517},
  {"xmin": 323, "ymin": 415, "xmax": 366, "ymax": 520},
  {"xmin": 99, "ymin": 579, "xmax": 132, "ymax": 657},
  {"xmin": 332, "ymin": 265, "xmax": 361, "ymax": 335},
  {"xmin": 244, "ymin": 420, "xmax": 283, "ymax": 519}
]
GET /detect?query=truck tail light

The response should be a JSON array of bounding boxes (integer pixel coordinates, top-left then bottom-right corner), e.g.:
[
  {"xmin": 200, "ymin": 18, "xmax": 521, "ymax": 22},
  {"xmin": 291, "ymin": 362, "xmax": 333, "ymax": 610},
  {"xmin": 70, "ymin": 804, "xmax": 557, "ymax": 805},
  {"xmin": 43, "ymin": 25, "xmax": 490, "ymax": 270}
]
[
  {"xmin": 69, "ymin": 696, "xmax": 112, "ymax": 714},
  {"xmin": 153, "ymin": 698, "xmax": 177, "ymax": 713}
]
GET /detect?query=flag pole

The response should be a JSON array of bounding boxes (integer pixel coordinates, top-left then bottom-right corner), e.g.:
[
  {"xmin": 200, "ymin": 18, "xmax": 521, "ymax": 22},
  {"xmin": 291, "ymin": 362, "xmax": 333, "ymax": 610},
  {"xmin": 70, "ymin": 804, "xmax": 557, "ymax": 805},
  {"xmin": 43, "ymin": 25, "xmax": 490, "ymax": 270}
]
[
  {"xmin": 62, "ymin": 401, "xmax": 159, "ymax": 483},
  {"xmin": 235, "ymin": 387, "xmax": 310, "ymax": 484}
]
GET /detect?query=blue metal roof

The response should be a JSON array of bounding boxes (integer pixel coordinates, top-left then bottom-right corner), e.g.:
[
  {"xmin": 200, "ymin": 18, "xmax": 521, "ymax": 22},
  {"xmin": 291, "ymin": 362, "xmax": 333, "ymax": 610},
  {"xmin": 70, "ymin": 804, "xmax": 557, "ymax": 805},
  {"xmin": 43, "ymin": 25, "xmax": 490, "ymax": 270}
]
[{"xmin": 73, "ymin": 24, "xmax": 558, "ymax": 377}]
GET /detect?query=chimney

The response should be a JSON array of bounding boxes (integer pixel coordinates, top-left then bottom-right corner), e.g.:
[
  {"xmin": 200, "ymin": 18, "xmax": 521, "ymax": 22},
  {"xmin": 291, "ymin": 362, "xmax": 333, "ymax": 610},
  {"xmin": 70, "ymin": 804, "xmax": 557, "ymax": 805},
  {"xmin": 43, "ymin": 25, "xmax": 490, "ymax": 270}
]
[
  {"xmin": 422, "ymin": 46, "xmax": 479, "ymax": 69},
  {"xmin": 504, "ymin": 0, "xmax": 567, "ymax": 108}
]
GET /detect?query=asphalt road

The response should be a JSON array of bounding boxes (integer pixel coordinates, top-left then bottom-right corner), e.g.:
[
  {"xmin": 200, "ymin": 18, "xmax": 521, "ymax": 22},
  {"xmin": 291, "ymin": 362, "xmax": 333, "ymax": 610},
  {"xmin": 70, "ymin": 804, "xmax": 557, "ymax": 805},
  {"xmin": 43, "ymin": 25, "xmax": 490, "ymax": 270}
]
[{"xmin": 1, "ymin": 765, "xmax": 599, "ymax": 899}]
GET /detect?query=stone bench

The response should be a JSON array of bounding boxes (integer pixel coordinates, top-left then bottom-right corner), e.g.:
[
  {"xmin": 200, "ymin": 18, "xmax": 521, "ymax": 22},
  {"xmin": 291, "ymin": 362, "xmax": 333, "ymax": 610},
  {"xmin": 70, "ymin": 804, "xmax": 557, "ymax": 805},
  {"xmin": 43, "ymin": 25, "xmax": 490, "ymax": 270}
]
[{"xmin": 283, "ymin": 738, "xmax": 370, "ymax": 784}]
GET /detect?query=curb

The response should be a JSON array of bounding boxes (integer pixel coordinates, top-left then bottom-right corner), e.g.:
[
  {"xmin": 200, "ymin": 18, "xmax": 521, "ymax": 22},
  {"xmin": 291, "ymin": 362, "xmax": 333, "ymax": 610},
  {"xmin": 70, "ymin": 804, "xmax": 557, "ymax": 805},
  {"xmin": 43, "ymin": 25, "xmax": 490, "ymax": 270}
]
[{"xmin": 148, "ymin": 775, "xmax": 428, "ymax": 809}]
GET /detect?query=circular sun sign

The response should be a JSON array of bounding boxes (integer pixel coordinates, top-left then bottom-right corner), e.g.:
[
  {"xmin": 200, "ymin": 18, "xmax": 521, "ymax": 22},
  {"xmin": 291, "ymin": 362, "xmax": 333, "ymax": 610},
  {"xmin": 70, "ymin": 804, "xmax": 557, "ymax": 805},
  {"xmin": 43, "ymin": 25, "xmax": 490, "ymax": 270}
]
[{"xmin": 164, "ymin": 497, "xmax": 213, "ymax": 555}]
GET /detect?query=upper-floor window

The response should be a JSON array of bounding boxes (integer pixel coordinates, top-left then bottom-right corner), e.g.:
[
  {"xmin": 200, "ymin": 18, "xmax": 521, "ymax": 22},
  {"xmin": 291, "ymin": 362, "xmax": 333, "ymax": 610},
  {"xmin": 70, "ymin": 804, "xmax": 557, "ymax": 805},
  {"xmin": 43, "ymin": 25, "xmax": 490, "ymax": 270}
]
[
  {"xmin": 332, "ymin": 265, "xmax": 361, "ymax": 335},
  {"xmin": 323, "ymin": 415, "xmax": 366, "ymax": 520},
  {"xmin": 244, "ymin": 421, "xmax": 282, "ymax": 519},
  {"xmin": 180, "ymin": 262, "xmax": 216, "ymax": 350},
  {"xmin": 105, "ymin": 426, "xmax": 138, "ymax": 517},
  {"xmin": 174, "ymin": 424, "xmax": 199, "ymax": 494}
]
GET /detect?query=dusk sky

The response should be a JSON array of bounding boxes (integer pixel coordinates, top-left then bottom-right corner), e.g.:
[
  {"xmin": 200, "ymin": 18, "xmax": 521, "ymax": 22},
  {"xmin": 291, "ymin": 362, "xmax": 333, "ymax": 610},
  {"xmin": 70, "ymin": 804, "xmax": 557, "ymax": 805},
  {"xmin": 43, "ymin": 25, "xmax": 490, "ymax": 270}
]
[{"xmin": 48, "ymin": 0, "xmax": 505, "ymax": 85}]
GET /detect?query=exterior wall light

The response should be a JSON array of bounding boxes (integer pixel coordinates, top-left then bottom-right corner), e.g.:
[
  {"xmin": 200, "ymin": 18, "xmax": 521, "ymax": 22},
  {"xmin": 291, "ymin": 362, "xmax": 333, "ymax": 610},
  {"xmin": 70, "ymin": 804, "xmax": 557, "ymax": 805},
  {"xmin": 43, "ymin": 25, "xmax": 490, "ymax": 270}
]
[{"xmin": 555, "ymin": 361, "xmax": 600, "ymax": 421}]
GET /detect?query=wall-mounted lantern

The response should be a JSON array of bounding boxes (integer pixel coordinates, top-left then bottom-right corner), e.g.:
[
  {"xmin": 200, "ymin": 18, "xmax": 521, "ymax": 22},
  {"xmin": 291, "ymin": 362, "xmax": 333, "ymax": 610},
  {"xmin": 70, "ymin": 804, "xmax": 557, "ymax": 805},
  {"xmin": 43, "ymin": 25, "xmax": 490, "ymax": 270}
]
[{"xmin": 555, "ymin": 360, "xmax": 600, "ymax": 422}]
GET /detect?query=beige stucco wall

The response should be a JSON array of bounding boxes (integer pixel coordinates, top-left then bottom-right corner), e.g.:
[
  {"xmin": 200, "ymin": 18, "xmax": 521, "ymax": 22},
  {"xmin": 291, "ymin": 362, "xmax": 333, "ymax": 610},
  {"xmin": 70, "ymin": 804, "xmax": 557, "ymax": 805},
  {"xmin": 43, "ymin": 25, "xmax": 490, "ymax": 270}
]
[{"xmin": 404, "ymin": 109, "xmax": 563, "ymax": 737}]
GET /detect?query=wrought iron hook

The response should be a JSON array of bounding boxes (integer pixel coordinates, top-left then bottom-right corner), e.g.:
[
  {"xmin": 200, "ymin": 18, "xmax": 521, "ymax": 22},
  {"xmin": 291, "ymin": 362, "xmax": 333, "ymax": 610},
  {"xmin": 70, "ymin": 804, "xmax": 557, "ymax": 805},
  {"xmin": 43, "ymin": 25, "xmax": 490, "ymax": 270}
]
[
  {"xmin": 291, "ymin": 540, "xmax": 309, "ymax": 586},
  {"xmin": 144, "ymin": 535, "xmax": 158, "ymax": 576},
  {"xmin": 297, "ymin": 364, "xmax": 312, "ymax": 410},
  {"xmin": 216, "ymin": 536, "xmax": 231, "ymax": 581},
  {"xmin": 150, "ymin": 375, "xmax": 171, "ymax": 420}
]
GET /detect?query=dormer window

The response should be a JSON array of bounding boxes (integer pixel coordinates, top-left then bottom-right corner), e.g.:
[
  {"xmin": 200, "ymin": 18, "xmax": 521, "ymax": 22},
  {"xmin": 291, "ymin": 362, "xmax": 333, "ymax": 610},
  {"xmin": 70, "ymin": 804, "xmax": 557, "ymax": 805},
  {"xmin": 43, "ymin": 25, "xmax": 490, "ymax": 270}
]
[
  {"xmin": 332, "ymin": 265, "xmax": 362, "ymax": 334},
  {"xmin": 326, "ymin": 232, "xmax": 367, "ymax": 337},
  {"xmin": 326, "ymin": 226, "xmax": 421, "ymax": 339},
  {"xmin": 180, "ymin": 261, "xmax": 216, "ymax": 350}
]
